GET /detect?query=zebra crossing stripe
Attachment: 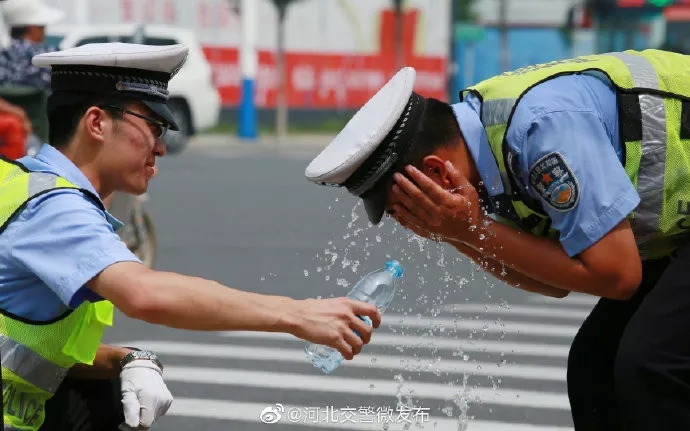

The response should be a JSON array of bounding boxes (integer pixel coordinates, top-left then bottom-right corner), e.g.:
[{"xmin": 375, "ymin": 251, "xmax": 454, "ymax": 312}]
[
  {"xmin": 159, "ymin": 366, "xmax": 570, "ymax": 409},
  {"xmin": 439, "ymin": 303, "xmax": 590, "ymax": 320},
  {"xmin": 169, "ymin": 398, "xmax": 574, "ymax": 430},
  {"xmin": 217, "ymin": 331, "xmax": 572, "ymax": 357},
  {"xmin": 347, "ymin": 313, "xmax": 580, "ymax": 338},
  {"xmin": 121, "ymin": 340, "xmax": 567, "ymax": 380}
]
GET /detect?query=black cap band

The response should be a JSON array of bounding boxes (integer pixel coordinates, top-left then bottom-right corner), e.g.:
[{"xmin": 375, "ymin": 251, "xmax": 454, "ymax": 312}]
[
  {"xmin": 51, "ymin": 65, "xmax": 170, "ymax": 103},
  {"xmin": 343, "ymin": 92, "xmax": 427, "ymax": 197}
]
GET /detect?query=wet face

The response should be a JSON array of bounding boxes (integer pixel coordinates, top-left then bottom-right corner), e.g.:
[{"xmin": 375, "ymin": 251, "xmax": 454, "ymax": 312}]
[{"xmin": 99, "ymin": 102, "xmax": 168, "ymax": 195}]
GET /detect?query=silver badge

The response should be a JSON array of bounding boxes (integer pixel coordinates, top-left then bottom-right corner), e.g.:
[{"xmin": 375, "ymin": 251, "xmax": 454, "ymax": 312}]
[{"xmin": 115, "ymin": 81, "xmax": 169, "ymax": 100}]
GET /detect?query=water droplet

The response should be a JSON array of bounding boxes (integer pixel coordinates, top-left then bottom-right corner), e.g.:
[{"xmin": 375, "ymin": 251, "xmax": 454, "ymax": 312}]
[
  {"xmin": 303, "ymin": 270, "xmax": 309, "ymax": 277},
  {"xmin": 462, "ymin": 354, "xmax": 469, "ymax": 361},
  {"xmin": 479, "ymin": 233, "xmax": 486, "ymax": 241}
]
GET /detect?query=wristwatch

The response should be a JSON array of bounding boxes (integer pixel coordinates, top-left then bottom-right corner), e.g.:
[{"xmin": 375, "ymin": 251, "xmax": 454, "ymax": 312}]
[{"xmin": 120, "ymin": 350, "xmax": 164, "ymax": 371}]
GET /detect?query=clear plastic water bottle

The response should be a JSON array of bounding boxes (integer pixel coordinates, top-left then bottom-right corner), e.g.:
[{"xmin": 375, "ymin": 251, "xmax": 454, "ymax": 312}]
[{"xmin": 304, "ymin": 259, "xmax": 404, "ymax": 374}]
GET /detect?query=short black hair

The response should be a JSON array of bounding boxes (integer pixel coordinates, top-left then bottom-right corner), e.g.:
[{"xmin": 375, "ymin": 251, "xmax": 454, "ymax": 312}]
[
  {"xmin": 48, "ymin": 93, "xmax": 137, "ymax": 147},
  {"xmin": 404, "ymin": 97, "xmax": 462, "ymax": 167},
  {"xmin": 10, "ymin": 27, "xmax": 30, "ymax": 40}
]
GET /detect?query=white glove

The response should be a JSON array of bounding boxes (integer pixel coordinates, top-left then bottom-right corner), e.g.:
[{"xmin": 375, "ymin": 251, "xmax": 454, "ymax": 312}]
[{"xmin": 120, "ymin": 359, "xmax": 174, "ymax": 429}]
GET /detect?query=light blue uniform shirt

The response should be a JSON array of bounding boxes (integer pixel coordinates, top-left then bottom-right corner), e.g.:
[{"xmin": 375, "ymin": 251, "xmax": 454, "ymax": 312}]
[
  {"xmin": 452, "ymin": 73, "xmax": 641, "ymax": 257},
  {"xmin": 0, "ymin": 144, "xmax": 141, "ymax": 321}
]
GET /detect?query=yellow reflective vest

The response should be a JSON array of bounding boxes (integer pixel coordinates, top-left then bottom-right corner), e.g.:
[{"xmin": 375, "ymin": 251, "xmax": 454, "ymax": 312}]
[
  {"xmin": 461, "ymin": 49, "xmax": 690, "ymax": 260},
  {"xmin": 0, "ymin": 156, "xmax": 114, "ymax": 430}
]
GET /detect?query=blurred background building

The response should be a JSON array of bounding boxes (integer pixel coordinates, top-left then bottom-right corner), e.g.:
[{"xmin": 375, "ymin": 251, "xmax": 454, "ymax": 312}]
[{"xmin": 38, "ymin": 0, "xmax": 690, "ymax": 134}]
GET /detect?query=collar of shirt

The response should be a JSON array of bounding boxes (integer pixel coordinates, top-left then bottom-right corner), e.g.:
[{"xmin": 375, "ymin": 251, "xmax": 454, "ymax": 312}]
[
  {"xmin": 450, "ymin": 97, "xmax": 505, "ymax": 197},
  {"xmin": 21, "ymin": 144, "xmax": 124, "ymax": 230}
]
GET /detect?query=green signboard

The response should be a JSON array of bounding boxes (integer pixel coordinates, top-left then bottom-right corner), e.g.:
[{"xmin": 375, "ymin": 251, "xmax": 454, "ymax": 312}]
[{"xmin": 455, "ymin": 22, "xmax": 485, "ymax": 43}]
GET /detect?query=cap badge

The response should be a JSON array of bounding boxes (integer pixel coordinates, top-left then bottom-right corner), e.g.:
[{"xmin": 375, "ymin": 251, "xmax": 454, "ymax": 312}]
[{"xmin": 115, "ymin": 81, "xmax": 169, "ymax": 100}]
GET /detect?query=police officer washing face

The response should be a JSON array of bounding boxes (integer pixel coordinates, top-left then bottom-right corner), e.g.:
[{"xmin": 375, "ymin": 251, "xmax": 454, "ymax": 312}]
[
  {"xmin": 0, "ymin": 43, "xmax": 381, "ymax": 431},
  {"xmin": 306, "ymin": 51, "xmax": 690, "ymax": 430}
]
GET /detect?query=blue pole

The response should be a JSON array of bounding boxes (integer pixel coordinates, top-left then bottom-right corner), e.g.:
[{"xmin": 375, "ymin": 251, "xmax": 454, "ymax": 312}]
[
  {"xmin": 238, "ymin": 0, "xmax": 257, "ymax": 140},
  {"xmin": 239, "ymin": 78, "xmax": 257, "ymax": 139}
]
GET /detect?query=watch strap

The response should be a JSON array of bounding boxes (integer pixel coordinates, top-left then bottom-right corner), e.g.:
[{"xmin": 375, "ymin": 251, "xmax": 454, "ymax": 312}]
[{"xmin": 120, "ymin": 350, "xmax": 164, "ymax": 371}]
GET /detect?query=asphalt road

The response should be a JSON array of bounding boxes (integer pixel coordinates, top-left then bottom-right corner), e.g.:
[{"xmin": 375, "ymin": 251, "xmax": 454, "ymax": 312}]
[{"xmin": 103, "ymin": 136, "xmax": 597, "ymax": 430}]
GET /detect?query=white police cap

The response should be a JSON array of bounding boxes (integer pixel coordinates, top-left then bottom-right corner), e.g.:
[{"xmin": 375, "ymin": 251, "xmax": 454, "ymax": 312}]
[
  {"xmin": 32, "ymin": 42, "xmax": 189, "ymax": 130},
  {"xmin": 305, "ymin": 67, "xmax": 428, "ymax": 225}
]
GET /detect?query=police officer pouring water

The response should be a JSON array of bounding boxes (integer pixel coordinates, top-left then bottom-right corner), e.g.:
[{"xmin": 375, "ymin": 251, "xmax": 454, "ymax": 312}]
[
  {"xmin": 305, "ymin": 50, "xmax": 690, "ymax": 430},
  {"xmin": 0, "ymin": 43, "xmax": 381, "ymax": 431}
]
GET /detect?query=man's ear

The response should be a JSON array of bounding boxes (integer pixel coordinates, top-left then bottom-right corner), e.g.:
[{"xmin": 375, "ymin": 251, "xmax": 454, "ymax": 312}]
[
  {"xmin": 421, "ymin": 155, "xmax": 451, "ymax": 187},
  {"xmin": 83, "ymin": 107, "xmax": 108, "ymax": 143}
]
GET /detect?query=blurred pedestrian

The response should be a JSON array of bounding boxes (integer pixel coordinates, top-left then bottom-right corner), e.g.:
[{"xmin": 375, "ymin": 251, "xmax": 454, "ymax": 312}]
[{"xmin": 0, "ymin": 0, "xmax": 62, "ymax": 91}]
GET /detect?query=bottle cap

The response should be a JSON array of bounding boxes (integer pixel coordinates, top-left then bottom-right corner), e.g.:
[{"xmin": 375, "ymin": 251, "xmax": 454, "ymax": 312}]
[{"xmin": 385, "ymin": 260, "xmax": 403, "ymax": 278}]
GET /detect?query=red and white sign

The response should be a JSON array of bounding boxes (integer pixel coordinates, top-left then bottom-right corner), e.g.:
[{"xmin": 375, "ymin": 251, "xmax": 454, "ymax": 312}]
[
  {"xmin": 203, "ymin": 9, "xmax": 447, "ymax": 108},
  {"xmin": 47, "ymin": 0, "xmax": 450, "ymax": 108}
]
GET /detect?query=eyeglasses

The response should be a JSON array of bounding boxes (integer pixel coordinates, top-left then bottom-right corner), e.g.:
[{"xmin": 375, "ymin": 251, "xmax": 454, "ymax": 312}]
[{"xmin": 99, "ymin": 105, "xmax": 169, "ymax": 139}]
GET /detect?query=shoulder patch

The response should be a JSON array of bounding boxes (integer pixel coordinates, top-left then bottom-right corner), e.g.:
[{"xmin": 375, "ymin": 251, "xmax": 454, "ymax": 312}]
[{"xmin": 528, "ymin": 152, "xmax": 579, "ymax": 211}]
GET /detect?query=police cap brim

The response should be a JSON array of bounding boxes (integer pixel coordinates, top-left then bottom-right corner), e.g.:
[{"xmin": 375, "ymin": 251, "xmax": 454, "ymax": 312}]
[
  {"xmin": 142, "ymin": 100, "xmax": 179, "ymax": 131},
  {"xmin": 305, "ymin": 67, "xmax": 427, "ymax": 225},
  {"xmin": 361, "ymin": 173, "xmax": 395, "ymax": 225}
]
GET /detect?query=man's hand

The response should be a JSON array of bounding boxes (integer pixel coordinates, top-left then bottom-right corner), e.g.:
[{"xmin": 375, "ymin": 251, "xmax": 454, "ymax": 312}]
[
  {"xmin": 120, "ymin": 359, "xmax": 173, "ymax": 429},
  {"xmin": 390, "ymin": 162, "xmax": 480, "ymax": 243},
  {"xmin": 288, "ymin": 297, "xmax": 381, "ymax": 360}
]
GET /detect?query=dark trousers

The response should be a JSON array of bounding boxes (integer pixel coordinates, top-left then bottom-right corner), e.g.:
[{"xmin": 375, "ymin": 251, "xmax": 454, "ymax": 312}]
[
  {"xmin": 567, "ymin": 243, "xmax": 690, "ymax": 430},
  {"xmin": 39, "ymin": 377, "xmax": 124, "ymax": 431}
]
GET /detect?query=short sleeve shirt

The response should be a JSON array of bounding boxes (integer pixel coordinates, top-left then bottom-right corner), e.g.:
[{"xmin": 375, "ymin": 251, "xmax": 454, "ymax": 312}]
[
  {"xmin": 453, "ymin": 72, "xmax": 640, "ymax": 257},
  {"xmin": 0, "ymin": 144, "xmax": 141, "ymax": 321}
]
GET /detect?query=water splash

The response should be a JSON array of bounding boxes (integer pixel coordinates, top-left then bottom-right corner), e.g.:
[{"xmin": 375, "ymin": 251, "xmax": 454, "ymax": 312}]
[{"xmin": 307, "ymin": 196, "xmax": 517, "ymax": 429}]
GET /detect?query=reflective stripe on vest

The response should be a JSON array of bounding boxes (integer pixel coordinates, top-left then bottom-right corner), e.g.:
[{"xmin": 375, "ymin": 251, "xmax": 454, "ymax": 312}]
[
  {"xmin": 27, "ymin": 172, "xmax": 59, "ymax": 198},
  {"xmin": 0, "ymin": 157, "xmax": 115, "ymax": 431},
  {"xmin": 608, "ymin": 52, "xmax": 667, "ymax": 243},
  {"xmin": 478, "ymin": 51, "xmax": 667, "ymax": 247},
  {"xmin": 0, "ymin": 335, "xmax": 68, "ymax": 394}
]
